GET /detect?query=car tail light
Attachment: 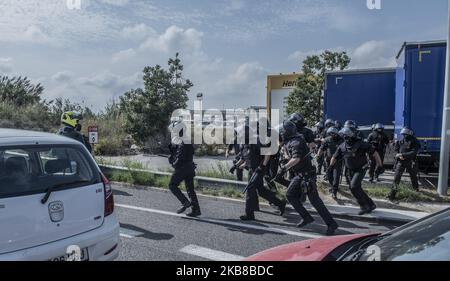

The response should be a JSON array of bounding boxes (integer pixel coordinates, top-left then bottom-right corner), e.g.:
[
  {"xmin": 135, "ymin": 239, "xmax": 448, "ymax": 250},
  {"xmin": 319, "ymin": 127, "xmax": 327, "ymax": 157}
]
[{"xmin": 101, "ymin": 173, "xmax": 114, "ymax": 217}]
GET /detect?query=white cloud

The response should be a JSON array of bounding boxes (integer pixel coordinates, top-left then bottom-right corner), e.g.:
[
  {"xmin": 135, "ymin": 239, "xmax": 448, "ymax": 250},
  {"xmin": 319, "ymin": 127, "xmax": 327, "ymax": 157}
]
[
  {"xmin": 112, "ymin": 48, "xmax": 137, "ymax": 63},
  {"xmin": 288, "ymin": 47, "xmax": 345, "ymax": 62},
  {"xmin": 288, "ymin": 40, "xmax": 397, "ymax": 69},
  {"xmin": 98, "ymin": 0, "xmax": 130, "ymax": 6},
  {"xmin": 139, "ymin": 26, "xmax": 204, "ymax": 54},
  {"xmin": 214, "ymin": 62, "xmax": 267, "ymax": 107},
  {"xmin": 51, "ymin": 71, "xmax": 74, "ymax": 83},
  {"xmin": 22, "ymin": 25, "xmax": 51, "ymax": 44},
  {"xmin": 120, "ymin": 23, "xmax": 156, "ymax": 40},
  {"xmin": 0, "ymin": 58, "xmax": 13, "ymax": 74},
  {"xmin": 350, "ymin": 40, "xmax": 397, "ymax": 68},
  {"xmin": 79, "ymin": 70, "xmax": 141, "ymax": 90}
]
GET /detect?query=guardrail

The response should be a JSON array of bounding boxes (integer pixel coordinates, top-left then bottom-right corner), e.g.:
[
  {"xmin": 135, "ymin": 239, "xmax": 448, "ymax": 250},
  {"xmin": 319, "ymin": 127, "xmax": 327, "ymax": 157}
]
[{"xmin": 98, "ymin": 164, "xmax": 247, "ymax": 190}]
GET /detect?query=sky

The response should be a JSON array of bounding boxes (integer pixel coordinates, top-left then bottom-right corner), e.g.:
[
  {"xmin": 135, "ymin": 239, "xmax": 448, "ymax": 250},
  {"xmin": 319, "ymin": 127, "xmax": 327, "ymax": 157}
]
[{"xmin": 0, "ymin": 0, "xmax": 448, "ymax": 111}]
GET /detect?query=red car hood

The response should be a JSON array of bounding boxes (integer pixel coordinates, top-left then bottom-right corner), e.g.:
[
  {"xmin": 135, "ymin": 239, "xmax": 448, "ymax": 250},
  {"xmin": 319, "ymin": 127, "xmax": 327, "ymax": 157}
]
[{"xmin": 245, "ymin": 233, "xmax": 379, "ymax": 261}]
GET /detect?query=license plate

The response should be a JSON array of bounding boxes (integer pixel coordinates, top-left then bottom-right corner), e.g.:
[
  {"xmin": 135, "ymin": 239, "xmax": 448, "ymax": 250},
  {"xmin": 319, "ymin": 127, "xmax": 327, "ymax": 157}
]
[{"xmin": 49, "ymin": 248, "xmax": 89, "ymax": 261}]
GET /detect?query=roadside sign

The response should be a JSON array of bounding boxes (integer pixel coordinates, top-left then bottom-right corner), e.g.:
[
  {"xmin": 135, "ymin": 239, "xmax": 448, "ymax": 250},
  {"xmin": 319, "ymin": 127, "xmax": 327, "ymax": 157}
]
[{"xmin": 88, "ymin": 126, "xmax": 99, "ymax": 144}]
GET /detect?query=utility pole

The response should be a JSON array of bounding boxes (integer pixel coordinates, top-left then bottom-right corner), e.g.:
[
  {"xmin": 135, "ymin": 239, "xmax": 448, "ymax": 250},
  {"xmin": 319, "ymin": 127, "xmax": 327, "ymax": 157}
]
[{"xmin": 438, "ymin": 0, "xmax": 450, "ymax": 197}]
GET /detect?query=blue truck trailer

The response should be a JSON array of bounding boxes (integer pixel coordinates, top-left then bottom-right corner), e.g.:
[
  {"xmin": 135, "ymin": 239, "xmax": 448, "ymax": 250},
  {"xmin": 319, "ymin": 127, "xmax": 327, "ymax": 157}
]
[
  {"xmin": 395, "ymin": 40, "xmax": 446, "ymax": 168},
  {"xmin": 324, "ymin": 68, "xmax": 396, "ymax": 134}
]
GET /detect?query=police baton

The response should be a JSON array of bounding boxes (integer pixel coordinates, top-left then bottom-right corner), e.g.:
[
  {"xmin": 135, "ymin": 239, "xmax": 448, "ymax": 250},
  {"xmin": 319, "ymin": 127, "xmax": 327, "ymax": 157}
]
[{"xmin": 270, "ymin": 150, "xmax": 313, "ymax": 184}]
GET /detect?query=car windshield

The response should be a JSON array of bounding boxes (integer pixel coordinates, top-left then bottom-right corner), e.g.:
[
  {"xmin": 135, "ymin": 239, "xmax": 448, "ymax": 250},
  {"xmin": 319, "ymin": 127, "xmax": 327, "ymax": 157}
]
[
  {"xmin": 358, "ymin": 209, "xmax": 450, "ymax": 261},
  {"xmin": 0, "ymin": 145, "xmax": 99, "ymax": 199}
]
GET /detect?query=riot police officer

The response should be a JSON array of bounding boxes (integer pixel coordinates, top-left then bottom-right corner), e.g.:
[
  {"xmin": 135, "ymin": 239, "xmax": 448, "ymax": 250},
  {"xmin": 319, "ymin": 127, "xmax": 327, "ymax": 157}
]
[
  {"xmin": 318, "ymin": 127, "xmax": 344, "ymax": 199},
  {"xmin": 329, "ymin": 127, "xmax": 383, "ymax": 215},
  {"xmin": 167, "ymin": 121, "xmax": 201, "ymax": 217},
  {"xmin": 314, "ymin": 121, "xmax": 326, "ymax": 175},
  {"xmin": 344, "ymin": 120, "xmax": 364, "ymax": 139},
  {"xmin": 236, "ymin": 126, "xmax": 286, "ymax": 221},
  {"xmin": 288, "ymin": 113, "xmax": 315, "ymax": 145},
  {"xmin": 226, "ymin": 129, "xmax": 243, "ymax": 181},
  {"xmin": 367, "ymin": 123, "xmax": 390, "ymax": 182},
  {"xmin": 389, "ymin": 127, "xmax": 421, "ymax": 201},
  {"xmin": 277, "ymin": 121, "xmax": 338, "ymax": 236},
  {"xmin": 59, "ymin": 111, "xmax": 90, "ymax": 151}
]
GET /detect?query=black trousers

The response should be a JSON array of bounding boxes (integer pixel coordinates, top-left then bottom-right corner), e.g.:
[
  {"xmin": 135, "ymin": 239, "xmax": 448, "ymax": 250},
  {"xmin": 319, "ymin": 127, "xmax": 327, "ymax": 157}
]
[
  {"xmin": 236, "ymin": 168, "xmax": 243, "ymax": 181},
  {"xmin": 169, "ymin": 163, "xmax": 200, "ymax": 211},
  {"xmin": 349, "ymin": 169, "xmax": 375, "ymax": 209},
  {"xmin": 317, "ymin": 154, "xmax": 325, "ymax": 173},
  {"xmin": 394, "ymin": 161, "xmax": 419, "ymax": 190},
  {"xmin": 245, "ymin": 170, "xmax": 284, "ymax": 215},
  {"xmin": 369, "ymin": 149, "xmax": 386, "ymax": 178},
  {"xmin": 327, "ymin": 160, "xmax": 342, "ymax": 192},
  {"xmin": 286, "ymin": 172, "xmax": 336, "ymax": 226}
]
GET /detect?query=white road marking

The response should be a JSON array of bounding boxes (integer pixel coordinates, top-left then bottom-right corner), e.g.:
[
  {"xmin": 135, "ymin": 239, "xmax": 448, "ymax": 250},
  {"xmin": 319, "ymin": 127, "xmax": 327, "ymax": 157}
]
[
  {"xmin": 119, "ymin": 227, "xmax": 144, "ymax": 239},
  {"xmin": 180, "ymin": 244, "xmax": 244, "ymax": 261},
  {"xmin": 115, "ymin": 203, "xmax": 323, "ymax": 239}
]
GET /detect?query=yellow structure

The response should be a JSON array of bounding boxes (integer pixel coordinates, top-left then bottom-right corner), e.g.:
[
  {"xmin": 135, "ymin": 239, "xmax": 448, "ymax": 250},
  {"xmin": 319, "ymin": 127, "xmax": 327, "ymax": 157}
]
[{"xmin": 266, "ymin": 73, "xmax": 301, "ymax": 121}]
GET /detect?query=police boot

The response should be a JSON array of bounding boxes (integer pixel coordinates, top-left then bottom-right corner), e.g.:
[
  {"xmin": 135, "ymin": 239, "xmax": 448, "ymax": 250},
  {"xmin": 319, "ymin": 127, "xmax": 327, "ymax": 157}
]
[
  {"xmin": 326, "ymin": 222, "xmax": 339, "ymax": 236},
  {"xmin": 358, "ymin": 204, "xmax": 376, "ymax": 216},
  {"xmin": 186, "ymin": 208, "xmax": 201, "ymax": 217},
  {"xmin": 387, "ymin": 188, "xmax": 397, "ymax": 202},
  {"xmin": 176, "ymin": 201, "xmax": 192, "ymax": 214},
  {"xmin": 240, "ymin": 213, "xmax": 255, "ymax": 221},
  {"xmin": 296, "ymin": 216, "xmax": 314, "ymax": 228},
  {"xmin": 278, "ymin": 201, "xmax": 287, "ymax": 217},
  {"xmin": 331, "ymin": 190, "xmax": 338, "ymax": 200}
]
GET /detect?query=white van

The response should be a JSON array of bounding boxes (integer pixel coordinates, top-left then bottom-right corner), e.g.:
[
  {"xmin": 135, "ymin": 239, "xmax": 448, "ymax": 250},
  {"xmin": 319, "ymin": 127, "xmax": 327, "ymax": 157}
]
[{"xmin": 0, "ymin": 129, "xmax": 120, "ymax": 261}]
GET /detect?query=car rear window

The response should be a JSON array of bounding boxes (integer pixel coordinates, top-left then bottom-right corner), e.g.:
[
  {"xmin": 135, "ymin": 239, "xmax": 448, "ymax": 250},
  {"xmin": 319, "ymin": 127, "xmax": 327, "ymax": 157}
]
[{"xmin": 0, "ymin": 145, "xmax": 100, "ymax": 199}]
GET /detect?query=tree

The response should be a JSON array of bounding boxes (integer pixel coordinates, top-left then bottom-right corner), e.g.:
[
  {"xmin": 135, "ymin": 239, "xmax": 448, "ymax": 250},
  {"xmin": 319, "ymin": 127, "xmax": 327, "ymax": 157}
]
[
  {"xmin": 120, "ymin": 53, "xmax": 193, "ymax": 144},
  {"xmin": 287, "ymin": 51, "xmax": 351, "ymax": 125},
  {"xmin": 0, "ymin": 76, "xmax": 44, "ymax": 107}
]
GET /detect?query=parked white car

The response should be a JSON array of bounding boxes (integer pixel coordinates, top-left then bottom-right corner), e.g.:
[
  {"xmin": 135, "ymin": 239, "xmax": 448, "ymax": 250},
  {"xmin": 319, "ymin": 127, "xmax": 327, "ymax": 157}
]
[{"xmin": 0, "ymin": 129, "xmax": 120, "ymax": 261}]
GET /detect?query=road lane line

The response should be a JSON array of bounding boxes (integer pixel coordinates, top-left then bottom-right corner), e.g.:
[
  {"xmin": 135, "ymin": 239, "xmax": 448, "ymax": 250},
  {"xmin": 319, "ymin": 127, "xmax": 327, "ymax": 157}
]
[
  {"xmin": 120, "ymin": 227, "xmax": 144, "ymax": 239},
  {"xmin": 180, "ymin": 245, "xmax": 244, "ymax": 261},
  {"xmin": 115, "ymin": 203, "xmax": 323, "ymax": 239}
]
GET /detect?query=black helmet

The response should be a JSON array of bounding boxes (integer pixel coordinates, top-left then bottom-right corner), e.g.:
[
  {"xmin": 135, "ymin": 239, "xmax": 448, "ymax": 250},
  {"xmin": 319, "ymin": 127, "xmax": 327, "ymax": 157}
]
[
  {"xmin": 400, "ymin": 127, "xmax": 414, "ymax": 136},
  {"xmin": 375, "ymin": 123, "xmax": 384, "ymax": 130},
  {"xmin": 315, "ymin": 121, "xmax": 324, "ymax": 130},
  {"xmin": 334, "ymin": 120, "xmax": 342, "ymax": 129},
  {"xmin": 276, "ymin": 121, "xmax": 298, "ymax": 142},
  {"xmin": 340, "ymin": 127, "xmax": 355, "ymax": 140},
  {"xmin": 325, "ymin": 119, "xmax": 334, "ymax": 128},
  {"xmin": 344, "ymin": 120, "xmax": 357, "ymax": 129},
  {"xmin": 327, "ymin": 127, "xmax": 339, "ymax": 137},
  {"xmin": 288, "ymin": 113, "xmax": 306, "ymax": 129}
]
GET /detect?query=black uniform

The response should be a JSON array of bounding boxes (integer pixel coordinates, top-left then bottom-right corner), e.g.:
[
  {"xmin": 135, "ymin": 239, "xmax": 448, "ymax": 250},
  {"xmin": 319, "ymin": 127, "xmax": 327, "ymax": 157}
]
[
  {"xmin": 168, "ymin": 142, "xmax": 200, "ymax": 213},
  {"xmin": 298, "ymin": 127, "xmax": 315, "ymax": 144},
  {"xmin": 228, "ymin": 142, "xmax": 243, "ymax": 181},
  {"xmin": 367, "ymin": 130, "xmax": 390, "ymax": 179},
  {"xmin": 393, "ymin": 136, "xmax": 421, "ymax": 191},
  {"xmin": 241, "ymin": 141, "xmax": 284, "ymax": 218},
  {"xmin": 333, "ymin": 139, "xmax": 376, "ymax": 210},
  {"xmin": 322, "ymin": 135, "xmax": 344, "ymax": 193},
  {"xmin": 284, "ymin": 135, "xmax": 337, "ymax": 228}
]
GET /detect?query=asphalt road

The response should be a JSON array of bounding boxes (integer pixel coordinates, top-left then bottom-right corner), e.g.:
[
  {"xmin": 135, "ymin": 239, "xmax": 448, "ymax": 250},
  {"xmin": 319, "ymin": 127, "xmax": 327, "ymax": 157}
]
[{"xmin": 113, "ymin": 184, "xmax": 402, "ymax": 261}]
